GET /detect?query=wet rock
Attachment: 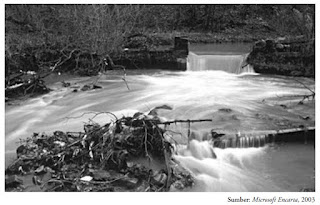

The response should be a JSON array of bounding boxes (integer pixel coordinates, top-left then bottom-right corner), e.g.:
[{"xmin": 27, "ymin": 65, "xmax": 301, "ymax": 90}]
[
  {"xmin": 231, "ymin": 115, "xmax": 239, "ymax": 120},
  {"xmin": 218, "ymin": 108, "xmax": 233, "ymax": 113},
  {"xmin": 279, "ymin": 104, "xmax": 287, "ymax": 109},
  {"xmin": 81, "ymin": 84, "xmax": 103, "ymax": 91},
  {"xmin": 299, "ymin": 116, "xmax": 310, "ymax": 121},
  {"xmin": 81, "ymin": 84, "xmax": 91, "ymax": 91},
  {"xmin": 62, "ymin": 81, "xmax": 71, "ymax": 87},
  {"xmin": 92, "ymin": 84, "xmax": 102, "ymax": 89}
]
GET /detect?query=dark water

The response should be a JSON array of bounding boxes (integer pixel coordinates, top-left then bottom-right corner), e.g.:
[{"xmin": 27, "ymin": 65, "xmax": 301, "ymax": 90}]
[{"xmin": 5, "ymin": 43, "xmax": 315, "ymax": 191}]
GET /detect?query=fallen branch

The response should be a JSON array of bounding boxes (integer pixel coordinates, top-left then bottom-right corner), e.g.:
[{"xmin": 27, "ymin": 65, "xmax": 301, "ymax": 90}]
[
  {"xmin": 50, "ymin": 49, "xmax": 79, "ymax": 72},
  {"xmin": 64, "ymin": 111, "xmax": 118, "ymax": 123},
  {"xmin": 274, "ymin": 78, "xmax": 315, "ymax": 104},
  {"xmin": 293, "ymin": 78, "xmax": 315, "ymax": 94},
  {"xmin": 158, "ymin": 119, "xmax": 212, "ymax": 125},
  {"xmin": 99, "ymin": 55, "xmax": 130, "ymax": 90}
]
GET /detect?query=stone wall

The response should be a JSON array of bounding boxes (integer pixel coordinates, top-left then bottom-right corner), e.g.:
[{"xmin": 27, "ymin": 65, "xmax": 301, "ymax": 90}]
[
  {"xmin": 114, "ymin": 37, "xmax": 189, "ymax": 71},
  {"xmin": 247, "ymin": 37, "xmax": 315, "ymax": 77}
]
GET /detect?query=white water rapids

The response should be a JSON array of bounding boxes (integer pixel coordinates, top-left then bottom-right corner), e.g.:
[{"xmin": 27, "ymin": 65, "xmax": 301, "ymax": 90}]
[{"xmin": 5, "ymin": 69, "xmax": 315, "ymax": 192}]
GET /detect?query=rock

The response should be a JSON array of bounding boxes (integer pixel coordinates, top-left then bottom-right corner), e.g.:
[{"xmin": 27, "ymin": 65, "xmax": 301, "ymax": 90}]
[
  {"xmin": 92, "ymin": 84, "xmax": 102, "ymax": 89},
  {"xmin": 81, "ymin": 84, "xmax": 102, "ymax": 91},
  {"xmin": 81, "ymin": 84, "xmax": 91, "ymax": 91},
  {"xmin": 62, "ymin": 81, "xmax": 71, "ymax": 87},
  {"xmin": 299, "ymin": 116, "xmax": 310, "ymax": 121},
  {"xmin": 279, "ymin": 104, "xmax": 287, "ymax": 109},
  {"xmin": 218, "ymin": 108, "xmax": 233, "ymax": 113}
]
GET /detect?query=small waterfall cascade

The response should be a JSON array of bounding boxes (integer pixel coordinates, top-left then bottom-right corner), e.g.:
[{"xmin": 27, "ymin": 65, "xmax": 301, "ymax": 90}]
[
  {"xmin": 187, "ymin": 52, "xmax": 255, "ymax": 74},
  {"xmin": 211, "ymin": 128, "xmax": 314, "ymax": 149},
  {"xmin": 174, "ymin": 139, "xmax": 284, "ymax": 192},
  {"xmin": 213, "ymin": 135, "xmax": 270, "ymax": 149}
]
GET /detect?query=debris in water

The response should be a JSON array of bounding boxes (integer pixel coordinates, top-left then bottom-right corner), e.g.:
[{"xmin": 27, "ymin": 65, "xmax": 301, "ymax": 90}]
[{"xmin": 5, "ymin": 109, "xmax": 196, "ymax": 192}]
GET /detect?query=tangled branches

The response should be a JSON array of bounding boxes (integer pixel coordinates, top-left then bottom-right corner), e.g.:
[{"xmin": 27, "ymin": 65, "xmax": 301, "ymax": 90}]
[{"xmin": 5, "ymin": 111, "xmax": 195, "ymax": 192}]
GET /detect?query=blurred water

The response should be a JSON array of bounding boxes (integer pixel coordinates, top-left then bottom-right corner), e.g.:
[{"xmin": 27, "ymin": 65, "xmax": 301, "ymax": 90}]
[
  {"xmin": 5, "ymin": 69, "xmax": 315, "ymax": 191},
  {"xmin": 174, "ymin": 140, "xmax": 314, "ymax": 191}
]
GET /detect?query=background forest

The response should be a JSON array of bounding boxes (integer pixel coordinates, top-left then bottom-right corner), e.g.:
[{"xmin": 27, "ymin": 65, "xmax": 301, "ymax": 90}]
[{"xmin": 5, "ymin": 4, "xmax": 315, "ymax": 75}]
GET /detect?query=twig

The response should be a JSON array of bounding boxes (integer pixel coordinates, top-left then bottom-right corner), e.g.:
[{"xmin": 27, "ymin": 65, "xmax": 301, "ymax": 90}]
[
  {"xmin": 187, "ymin": 120, "xmax": 191, "ymax": 140},
  {"xmin": 87, "ymin": 176, "xmax": 127, "ymax": 184},
  {"xmin": 158, "ymin": 119, "xmax": 212, "ymax": 125},
  {"xmin": 103, "ymin": 55, "xmax": 130, "ymax": 90},
  {"xmin": 142, "ymin": 121, "xmax": 152, "ymax": 163},
  {"xmin": 293, "ymin": 78, "xmax": 315, "ymax": 95},
  {"xmin": 122, "ymin": 75, "xmax": 130, "ymax": 90},
  {"xmin": 158, "ymin": 128, "xmax": 171, "ymax": 191},
  {"xmin": 64, "ymin": 111, "xmax": 118, "ymax": 123}
]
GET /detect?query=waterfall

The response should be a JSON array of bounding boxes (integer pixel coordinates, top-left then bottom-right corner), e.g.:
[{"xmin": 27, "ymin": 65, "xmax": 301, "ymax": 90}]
[
  {"xmin": 187, "ymin": 52, "xmax": 255, "ymax": 74},
  {"xmin": 174, "ymin": 140, "xmax": 284, "ymax": 191},
  {"xmin": 214, "ymin": 135, "xmax": 270, "ymax": 149}
]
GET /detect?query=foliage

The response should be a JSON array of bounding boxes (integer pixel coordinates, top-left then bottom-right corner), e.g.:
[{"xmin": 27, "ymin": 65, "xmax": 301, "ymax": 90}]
[{"xmin": 5, "ymin": 4, "xmax": 315, "ymax": 75}]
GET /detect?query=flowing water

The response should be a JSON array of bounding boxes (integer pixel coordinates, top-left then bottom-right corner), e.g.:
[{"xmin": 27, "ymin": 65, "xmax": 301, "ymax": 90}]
[{"xmin": 5, "ymin": 44, "xmax": 315, "ymax": 192}]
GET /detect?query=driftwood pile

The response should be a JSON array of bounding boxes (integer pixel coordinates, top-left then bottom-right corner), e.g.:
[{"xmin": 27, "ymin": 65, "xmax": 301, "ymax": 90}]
[
  {"xmin": 5, "ymin": 71, "xmax": 51, "ymax": 100},
  {"xmin": 5, "ymin": 111, "xmax": 194, "ymax": 192}
]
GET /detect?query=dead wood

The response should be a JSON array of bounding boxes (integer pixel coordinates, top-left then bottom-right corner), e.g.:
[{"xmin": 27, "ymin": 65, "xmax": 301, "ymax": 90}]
[{"xmin": 6, "ymin": 110, "xmax": 197, "ymax": 192}]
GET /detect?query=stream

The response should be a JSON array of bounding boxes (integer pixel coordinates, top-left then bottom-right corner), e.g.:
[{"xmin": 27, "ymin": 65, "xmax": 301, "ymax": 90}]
[{"xmin": 5, "ymin": 44, "xmax": 315, "ymax": 192}]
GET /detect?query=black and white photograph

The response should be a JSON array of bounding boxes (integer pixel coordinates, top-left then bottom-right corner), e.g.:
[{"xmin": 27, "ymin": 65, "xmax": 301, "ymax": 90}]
[{"xmin": 2, "ymin": 2, "xmax": 317, "ymax": 202}]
